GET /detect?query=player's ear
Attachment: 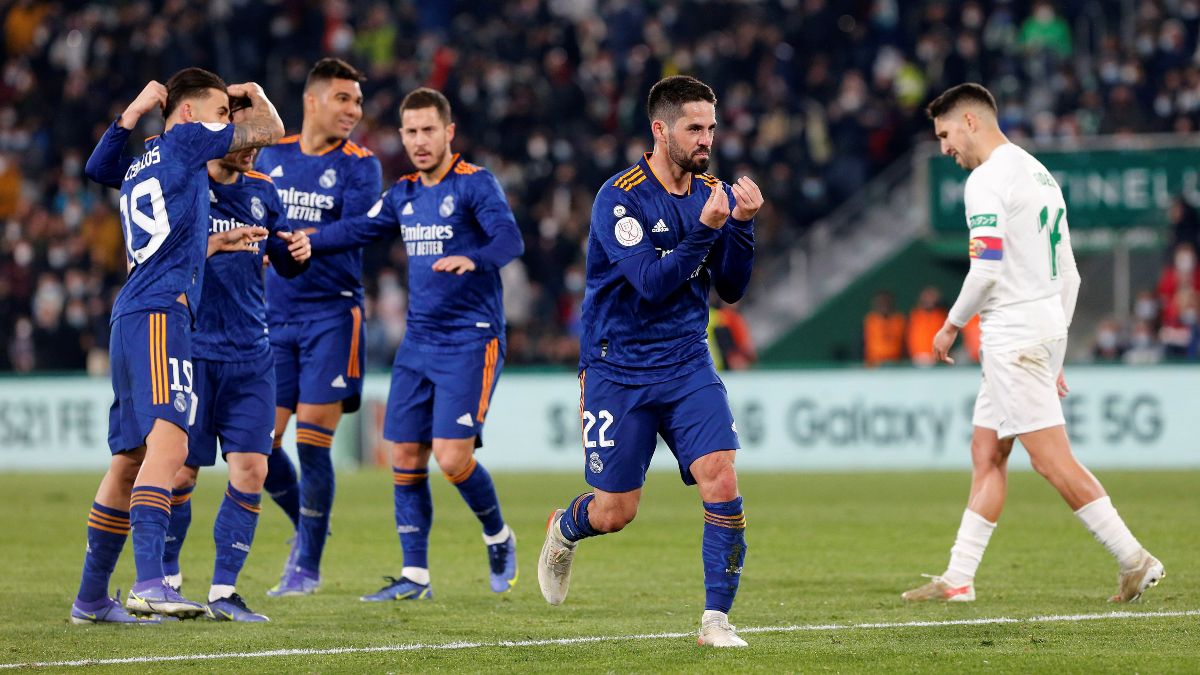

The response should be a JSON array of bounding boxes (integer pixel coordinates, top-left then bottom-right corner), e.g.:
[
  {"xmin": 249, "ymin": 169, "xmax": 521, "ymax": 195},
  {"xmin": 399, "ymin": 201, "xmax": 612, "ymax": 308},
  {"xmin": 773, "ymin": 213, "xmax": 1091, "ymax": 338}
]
[
  {"xmin": 651, "ymin": 119, "xmax": 666, "ymax": 143},
  {"xmin": 445, "ymin": 122, "xmax": 456, "ymax": 144}
]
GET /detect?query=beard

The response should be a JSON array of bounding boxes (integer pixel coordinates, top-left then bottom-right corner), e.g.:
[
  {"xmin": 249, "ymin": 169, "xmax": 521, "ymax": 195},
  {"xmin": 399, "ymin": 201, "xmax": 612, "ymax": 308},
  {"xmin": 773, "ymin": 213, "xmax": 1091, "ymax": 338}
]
[{"xmin": 667, "ymin": 134, "xmax": 710, "ymax": 173}]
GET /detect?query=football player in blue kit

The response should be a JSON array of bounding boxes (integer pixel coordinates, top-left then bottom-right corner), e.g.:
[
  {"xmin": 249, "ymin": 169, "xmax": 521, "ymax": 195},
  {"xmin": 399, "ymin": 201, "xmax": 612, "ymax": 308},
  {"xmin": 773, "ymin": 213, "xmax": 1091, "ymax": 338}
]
[
  {"xmin": 83, "ymin": 96, "xmax": 313, "ymax": 622},
  {"xmin": 71, "ymin": 70, "xmax": 284, "ymax": 624},
  {"xmin": 307, "ymin": 88, "xmax": 524, "ymax": 601},
  {"xmin": 536, "ymin": 76, "xmax": 763, "ymax": 648},
  {"xmin": 253, "ymin": 58, "xmax": 383, "ymax": 596}
]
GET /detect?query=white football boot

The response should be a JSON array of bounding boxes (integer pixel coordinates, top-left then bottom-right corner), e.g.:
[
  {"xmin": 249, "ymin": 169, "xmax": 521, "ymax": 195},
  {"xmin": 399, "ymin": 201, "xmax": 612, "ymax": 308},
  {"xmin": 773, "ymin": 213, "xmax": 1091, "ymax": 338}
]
[
  {"xmin": 901, "ymin": 574, "xmax": 975, "ymax": 602},
  {"xmin": 1111, "ymin": 549, "xmax": 1165, "ymax": 602},
  {"xmin": 697, "ymin": 610, "xmax": 748, "ymax": 648},
  {"xmin": 537, "ymin": 509, "xmax": 577, "ymax": 605}
]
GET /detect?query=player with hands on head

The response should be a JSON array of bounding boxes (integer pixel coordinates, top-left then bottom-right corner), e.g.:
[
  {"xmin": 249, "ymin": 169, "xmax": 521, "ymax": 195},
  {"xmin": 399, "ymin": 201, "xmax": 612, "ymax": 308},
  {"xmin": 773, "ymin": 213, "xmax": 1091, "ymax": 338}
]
[
  {"xmin": 902, "ymin": 83, "xmax": 1163, "ymax": 605},
  {"xmin": 81, "ymin": 81, "xmax": 302, "ymax": 623},
  {"xmin": 72, "ymin": 68, "xmax": 283, "ymax": 624},
  {"xmin": 536, "ymin": 75, "xmax": 760, "ymax": 648}
]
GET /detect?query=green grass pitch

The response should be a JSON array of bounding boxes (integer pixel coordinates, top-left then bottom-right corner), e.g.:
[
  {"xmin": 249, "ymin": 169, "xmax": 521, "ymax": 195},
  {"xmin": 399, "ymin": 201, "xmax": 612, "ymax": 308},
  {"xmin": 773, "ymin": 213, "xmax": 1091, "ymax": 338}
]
[{"xmin": 0, "ymin": 469, "xmax": 1195, "ymax": 672}]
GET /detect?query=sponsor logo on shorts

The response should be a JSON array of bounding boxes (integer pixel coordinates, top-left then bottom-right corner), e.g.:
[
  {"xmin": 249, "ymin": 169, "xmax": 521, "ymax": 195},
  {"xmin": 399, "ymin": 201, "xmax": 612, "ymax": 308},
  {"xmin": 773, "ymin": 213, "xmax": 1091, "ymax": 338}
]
[
  {"xmin": 397, "ymin": 525, "xmax": 420, "ymax": 534},
  {"xmin": 456, "ymin": 413, "xmax": 474, "ymax": 427},
  {"xmin": 588, "ymin": 451, "xmax": 604, "ymax": 474},
  {"xmin": 173, "ymin": 392, "xmax": 187, "ymax": 412},
  {"xmin": 331, "ymin": 375, "xmax": 347, "ymax": 388}
]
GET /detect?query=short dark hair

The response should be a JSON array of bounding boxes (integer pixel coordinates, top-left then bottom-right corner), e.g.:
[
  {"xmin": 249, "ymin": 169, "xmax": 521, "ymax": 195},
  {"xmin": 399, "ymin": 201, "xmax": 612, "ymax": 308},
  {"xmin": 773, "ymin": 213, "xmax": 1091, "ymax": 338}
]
[
  {"xmin": 925, "ymin": 83, "xmax": 997, "ymax": 120},
  {"xmin": 163, "ymin": 67, "xmax": 228, "ymax": 119},
  {"xmin": 646, "ymin": 75, "xmax": 717, "ymax": 125},
  {"xmin": 399, "ymin": 87, "xmax": 452, "ymax": 124},
  {"xmin": 304, "ymin": 57, "xmax": 366, "ymax": 91}
]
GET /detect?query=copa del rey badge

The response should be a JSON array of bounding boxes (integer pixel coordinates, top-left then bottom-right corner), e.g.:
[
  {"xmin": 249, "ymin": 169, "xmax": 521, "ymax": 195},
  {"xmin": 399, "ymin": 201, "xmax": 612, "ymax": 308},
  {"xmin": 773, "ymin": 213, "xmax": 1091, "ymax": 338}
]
[{"xmin": 614, "ymin": 217, "xmax": 643, "ymax": 247}]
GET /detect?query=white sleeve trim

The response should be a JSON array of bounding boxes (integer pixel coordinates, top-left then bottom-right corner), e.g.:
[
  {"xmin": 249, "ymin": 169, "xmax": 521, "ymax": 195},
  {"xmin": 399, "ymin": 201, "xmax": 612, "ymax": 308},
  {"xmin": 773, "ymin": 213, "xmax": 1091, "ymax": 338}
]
[{"xmin": 1058, "ymin": 241, "xmax": 1081, "ymax": 327}]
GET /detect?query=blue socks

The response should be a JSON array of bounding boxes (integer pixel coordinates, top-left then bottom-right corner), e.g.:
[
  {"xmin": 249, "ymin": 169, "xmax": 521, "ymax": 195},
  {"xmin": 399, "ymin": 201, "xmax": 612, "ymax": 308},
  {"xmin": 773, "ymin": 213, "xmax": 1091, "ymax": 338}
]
[
  {"xmin": 213, "ymin": 483, "xmax": 262, "ymax": 586},
  {"xmin": 129, "ymin": 486, "xmax": 172, "ymax": 584},
  {"xmin": 162, "ymin": 485, "xmax": 194, "ymax": 577},
  {"xmin": 393, "ymin": 467, "xmax": 433, "ymax": 568},
  {"xmin": 264, "ymin": 443, "xmax": 301, "ymax": 528},
  {"xmin": 702, "ymin": 497, "xmax": 747, "ymax": 613},
  {"xmin": 76, "ymin": 503, "xmax": 130, "ymax": 603},
  {"xmin": 558, "ymin": 492, "xmax": 600, "ymax": 542},
  {"xmin": 296, "ymin": 422, "xmax": 336, "ymax": 573},
  {"xmin": 447, "ymin": 458, "xmax": 504, "ymax": 536}
]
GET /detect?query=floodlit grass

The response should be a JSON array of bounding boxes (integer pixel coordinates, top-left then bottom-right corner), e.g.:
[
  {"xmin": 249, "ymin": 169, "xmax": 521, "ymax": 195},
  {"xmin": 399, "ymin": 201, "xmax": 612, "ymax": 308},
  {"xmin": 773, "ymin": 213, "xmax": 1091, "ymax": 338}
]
[{"xmin": 0, "ymin": 469, "xmax": 1195, "ymax": 672}]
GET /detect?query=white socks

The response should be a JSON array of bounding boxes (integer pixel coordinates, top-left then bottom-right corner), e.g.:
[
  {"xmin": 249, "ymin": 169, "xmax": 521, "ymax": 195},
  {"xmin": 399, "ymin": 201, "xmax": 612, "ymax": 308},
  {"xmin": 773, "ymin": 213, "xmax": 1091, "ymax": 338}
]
[
  {"xmin": 209, "ymin": 584, "xmax": 236, "ymax": 602},
  {"xmin": 943, "ymin": 509, "xmax": 996, "ymax": 587},
  {"xmin": 1074, "ymin": 496, "xmax": 1143, "ymax": 570},
  {"xmin": 402, "ymin": 567, "xmax": 431, "ymax": 585},
  {"xmin": 482, "ymin": 524, "xmax": 511, "ymax": 546}
]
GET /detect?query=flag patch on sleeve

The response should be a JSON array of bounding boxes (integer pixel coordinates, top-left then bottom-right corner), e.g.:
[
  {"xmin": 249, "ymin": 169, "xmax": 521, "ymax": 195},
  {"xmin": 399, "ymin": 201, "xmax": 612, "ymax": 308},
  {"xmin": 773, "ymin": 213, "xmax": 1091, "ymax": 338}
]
[{"xmin": 969, "ymin": 237, "xmax": 1003, "ymax": 260}]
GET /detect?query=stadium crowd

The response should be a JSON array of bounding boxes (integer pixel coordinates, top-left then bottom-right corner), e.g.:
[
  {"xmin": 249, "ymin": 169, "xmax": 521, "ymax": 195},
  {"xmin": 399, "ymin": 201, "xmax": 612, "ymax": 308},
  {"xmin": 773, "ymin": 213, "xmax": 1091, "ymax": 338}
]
[{"xmin": 3, "ymin": 0, "xmax": 1200, "ymax": 372}]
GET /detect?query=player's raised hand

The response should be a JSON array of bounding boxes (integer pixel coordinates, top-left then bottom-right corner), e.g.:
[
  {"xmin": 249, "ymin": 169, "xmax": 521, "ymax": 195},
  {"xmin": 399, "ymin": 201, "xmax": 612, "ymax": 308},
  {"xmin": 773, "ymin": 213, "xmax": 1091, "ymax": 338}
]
[
  {"xmin": 730, "ymin": 176, "xmax": 763, "ymax": 222},
  {"xmin": 208, "ymin": 226, "xmax": 268, "ymax": 257},
  {"xmin": 119, "ymin": 81, "xmax": 167, "ymax": 129},
  {"xmin": 227, "ymin": 82, "xmax": 268, "ymax": 100},
  {"xmin": 277, "ymin": 230, "xmax": 312, "ymax": 263},
  {"xmin": 432, "ymin": 255, "xmax": 477, "ymax": 275},
  {"xmin": 932, "ymin": 321, "xmax": 959, "ymax": 365},
  {"xmin": 699, "ymin": 184, "xmax": 730, "ymax": 230}
]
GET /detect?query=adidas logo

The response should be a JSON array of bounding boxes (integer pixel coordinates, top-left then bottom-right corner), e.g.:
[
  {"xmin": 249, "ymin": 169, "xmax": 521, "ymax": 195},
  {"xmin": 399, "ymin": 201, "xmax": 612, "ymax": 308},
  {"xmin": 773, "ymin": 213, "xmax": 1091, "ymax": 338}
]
[
  {"xmin": 269, "ymin": 165, "xmax": 284, "ymax": 178},
  {"xmin": 209, "ymin": 189, "xmax": 218, "ymax": 203},
  {"xmin": 331, "ymin": 375, "xmax": 347, "ymax": 388},
  {"xmin": 456, "ymin": 413, "xmax": 474, "ymax": 427},
  {"xmin": 652, "ymin": 219, "xmax": 669, "ymax": 233},
  {"xmin": 402, "ymin": 202, "xmax": 414, "ymax": 215}
]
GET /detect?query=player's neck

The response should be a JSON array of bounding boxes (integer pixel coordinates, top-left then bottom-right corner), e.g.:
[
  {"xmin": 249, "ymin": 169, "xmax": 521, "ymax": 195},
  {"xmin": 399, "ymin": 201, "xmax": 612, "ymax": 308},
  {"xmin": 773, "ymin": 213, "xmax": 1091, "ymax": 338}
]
[
  {"xmin": 418, "ymin": 150, "xmax": 456, "ymax": 186},
  {"xmin": 974, "ymin": 131, "xmax": 1010, "ymax": 166},
  {"xmin": 647, "ymin": 147, "xmax": 691, "ymax": 194},
  {"xmin": 298, "ymin": 125, "xmax": 342, "ymax": 156},
  {"xmin": 206, "ymin": 159, "xmax": 239, "ymax": 185}
]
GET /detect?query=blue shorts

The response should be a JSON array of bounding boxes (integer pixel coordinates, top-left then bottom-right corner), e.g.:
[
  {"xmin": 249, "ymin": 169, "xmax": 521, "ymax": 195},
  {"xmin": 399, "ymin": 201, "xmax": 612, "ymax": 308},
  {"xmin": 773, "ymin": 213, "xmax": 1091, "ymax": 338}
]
[
  {"xmin": 107, "ymin": 305, "xmax": 195, "ymax": 454},
  {"xmin": 187, "ymin": 357, "xmax": 276, "ymax": 467},
  {"xmin": 383, "ymin": 338, "xmax": 503, "ymax": 446},
  {"xmin": 579, "ymin": 364, "xmax": 740, "ymax": 492},
  {"xmin": 271, "ymin": 306, "xmax": 365, "ymax": 413}
]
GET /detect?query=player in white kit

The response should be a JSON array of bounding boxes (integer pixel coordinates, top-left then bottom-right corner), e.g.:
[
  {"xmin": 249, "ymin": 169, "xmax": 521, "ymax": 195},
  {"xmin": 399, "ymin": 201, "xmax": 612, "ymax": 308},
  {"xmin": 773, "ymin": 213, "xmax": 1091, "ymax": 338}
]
[{"xmin": 902, "ymin": 84, "xmax": 1164, "ymax": 604}]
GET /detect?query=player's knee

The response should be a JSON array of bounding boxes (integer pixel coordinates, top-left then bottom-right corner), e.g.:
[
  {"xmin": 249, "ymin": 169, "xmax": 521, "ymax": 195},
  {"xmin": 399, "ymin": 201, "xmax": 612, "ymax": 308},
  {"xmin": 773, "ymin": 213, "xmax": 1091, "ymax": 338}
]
[
  {"xmin": 590, "ymin": 500, "xmax": 638, "ymax": 533},
  {"xmin": 230, "ymin": 457, "xmax": 269, "ymax": 492},
  {"xmin": 171, "ymin": 465, "xmax": 198, "ymax": 492},
  {"xmin": 392, "ymin": 442, "xmax": 429, "ymax": 470}
]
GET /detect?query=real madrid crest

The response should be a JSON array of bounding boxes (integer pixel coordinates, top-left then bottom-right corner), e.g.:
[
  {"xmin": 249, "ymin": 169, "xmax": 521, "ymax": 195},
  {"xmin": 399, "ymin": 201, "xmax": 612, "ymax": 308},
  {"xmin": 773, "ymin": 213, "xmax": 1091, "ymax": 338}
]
[
  {"xmin": 440, "ymin": 194, "xmax": 456, "ymax": 218},
  {"xmin": 250, "ymin": 196, "xmax": 266, "ymax": 221},
  {"xmin": 319, "ymin": 168, "xmax": 337, "ymax": 188}
]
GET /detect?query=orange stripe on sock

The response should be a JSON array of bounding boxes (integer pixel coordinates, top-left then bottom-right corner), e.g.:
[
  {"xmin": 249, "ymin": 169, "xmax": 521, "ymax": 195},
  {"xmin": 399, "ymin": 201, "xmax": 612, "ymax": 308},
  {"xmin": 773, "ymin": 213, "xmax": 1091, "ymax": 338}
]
[
  {"xmin": 88, "ymin": 510, "xmax": 130, "ymax": 526},
  {"xmin": 476, "ymin": 338, "xmax": 499, "ymax": 423},
  {"xmin": 295, "ymin": 430, "xmax": 333, "ymax": 448},
  {"xmin": 446, "ymin": 457, "xmax": 478, "ymax": 485},
  {"xmin": 226, "ymin": 490, "xmax": 263, "ymax": 514},
  {"xmin": 170, "ymin": 493, "xmax": 192, "ymax": 506},
  {"xmin": 87, "ymin": 521, "xmax": 130, "ymax": 535},
  {"xmin": 346, "ymin": 306, "xmax": 362, "ymax": 378},
  {"xmin": 571, "ymin": 492, "xmax": 592, "ymax": 523}
]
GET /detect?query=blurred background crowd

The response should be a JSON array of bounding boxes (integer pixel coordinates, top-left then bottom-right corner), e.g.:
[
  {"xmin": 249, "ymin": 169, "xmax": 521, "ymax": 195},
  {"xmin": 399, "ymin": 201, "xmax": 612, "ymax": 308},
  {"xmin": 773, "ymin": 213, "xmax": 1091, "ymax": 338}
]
[{"xmin": 3, "ymin": 0, "xmax": 1200, "ymax": 373}]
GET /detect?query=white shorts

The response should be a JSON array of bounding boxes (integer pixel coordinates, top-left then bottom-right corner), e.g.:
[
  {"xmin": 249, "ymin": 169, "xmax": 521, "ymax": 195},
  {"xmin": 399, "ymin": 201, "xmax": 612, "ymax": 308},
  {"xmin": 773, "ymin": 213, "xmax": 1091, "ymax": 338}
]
[{"xmin": 972, "ymin": 338, "xmax": 1067, "ymax": 439}]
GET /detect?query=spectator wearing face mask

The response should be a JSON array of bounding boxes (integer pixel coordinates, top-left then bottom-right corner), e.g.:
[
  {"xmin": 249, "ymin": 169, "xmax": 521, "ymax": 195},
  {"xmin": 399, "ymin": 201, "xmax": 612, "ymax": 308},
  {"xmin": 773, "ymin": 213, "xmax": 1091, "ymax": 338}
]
[
  {"xmin": 1092, "ymin": 318, "xmax": 1126, "ymax": 363},
  {"xmin": 1158, "ymin": 243, "xmax": 1200, "ymax": 327},
  {"xmin": 1124, "ymin": 320, "xmax": 1163, "ymax": 365},
  {"xmin": 1160, "ymin": 289, "xmax": 1200, "ymax": 360}
]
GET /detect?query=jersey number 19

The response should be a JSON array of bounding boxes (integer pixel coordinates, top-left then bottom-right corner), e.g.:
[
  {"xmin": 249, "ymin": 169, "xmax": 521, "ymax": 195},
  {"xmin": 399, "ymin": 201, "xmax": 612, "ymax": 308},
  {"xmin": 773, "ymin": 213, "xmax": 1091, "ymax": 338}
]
[
  {"xmin": 1038, "ymin": 205, "xmax": 1063, "ymax": 280},
  {"xmin": 119, "ymin": 177, "xmax": 172, "ymax": 266}
]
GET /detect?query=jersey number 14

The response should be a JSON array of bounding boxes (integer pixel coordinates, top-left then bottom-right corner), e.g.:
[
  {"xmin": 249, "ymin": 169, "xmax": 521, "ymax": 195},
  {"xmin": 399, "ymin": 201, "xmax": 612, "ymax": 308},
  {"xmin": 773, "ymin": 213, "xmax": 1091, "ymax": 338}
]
[{"xmin": 1039, "ymin": 205, "xmax": 1063, "ymax": 280}]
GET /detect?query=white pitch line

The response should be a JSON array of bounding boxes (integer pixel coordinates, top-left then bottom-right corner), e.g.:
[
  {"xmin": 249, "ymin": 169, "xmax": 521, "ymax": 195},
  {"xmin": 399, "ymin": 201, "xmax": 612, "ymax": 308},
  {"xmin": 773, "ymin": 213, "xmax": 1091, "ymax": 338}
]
[{"xmin": 3, "ymin": 609, "xmax": 1196, "ymax": 670}]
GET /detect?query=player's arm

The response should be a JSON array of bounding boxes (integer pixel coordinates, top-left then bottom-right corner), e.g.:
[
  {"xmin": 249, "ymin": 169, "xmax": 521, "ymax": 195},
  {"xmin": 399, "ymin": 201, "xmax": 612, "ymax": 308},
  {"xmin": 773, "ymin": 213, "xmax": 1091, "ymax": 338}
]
[
  {"xmin": 437, "ymin": 173, "xmax": 524, "ymax": 275},
  {"xmin": 226, "ymin": 83, "xmax": 285, "ymax": 153},
  {"xmin": 263, "ymin": 189, "xmax": 311, "ymax": 278},
  {"xmin": 935, "ymin": 179, "xmax": 1006, "ymax": 363},
  {"xmin": 208, "ymin": 226, "xmax": 268, "ymax": 257},
  {"xmin": 608, "ymin": 186, "xmax": 723, "ymax": 304},
  {"xmin": 308, "ymin": 191, "xmax": 401, "ymax": 255},
  {"xmin": 709, "ymin": 176, "xmax": 761, "ymax": 303},
  {"xmin": 86, "ymin": 82, "xmax": 169, "ymax": 187},
  {"xmin": 342, "ymin": 154, "xmax": 384, "ymax": 216},
  {"xmin": 83, "ymin": 123, "xmax": 134, "ymax": 189},
  {"xmin": 1058, "ymin": 220, "xmax": 1081, "ymax": 326}
]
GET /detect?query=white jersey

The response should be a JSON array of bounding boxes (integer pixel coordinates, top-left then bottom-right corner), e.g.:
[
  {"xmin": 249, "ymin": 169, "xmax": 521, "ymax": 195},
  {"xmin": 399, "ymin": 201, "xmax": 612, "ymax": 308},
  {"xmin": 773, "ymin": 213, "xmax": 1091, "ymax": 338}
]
[{"xmin": 963, "ymin": 143, "xmax": 1074, "ymax": 351}]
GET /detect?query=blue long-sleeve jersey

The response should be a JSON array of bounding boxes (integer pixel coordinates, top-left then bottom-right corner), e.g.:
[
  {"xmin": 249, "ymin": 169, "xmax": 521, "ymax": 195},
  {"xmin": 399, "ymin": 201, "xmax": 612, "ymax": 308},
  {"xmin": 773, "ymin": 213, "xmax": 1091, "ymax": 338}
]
[
  {"xmin": 309, "ymin": 154, "xmax": 524, "ymax": 352},
  {"xmin": 84, "ymin": 123, "xmax": 308, "ymax": 361},
  {"xmin": 255, "ymin": 136, "xmax": 382, "ymax": 323},
  {"xmin": 581, "ymin": 154, "xmax": 755, "ymax": 384},
  {"xmin": 85, "ymin": 119, "xmax": 235, "ymax": 322}
]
